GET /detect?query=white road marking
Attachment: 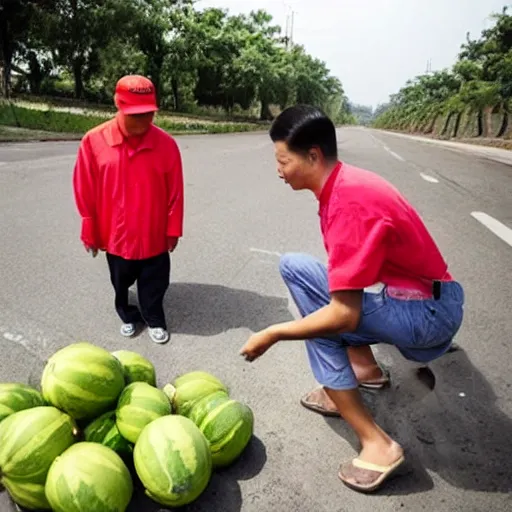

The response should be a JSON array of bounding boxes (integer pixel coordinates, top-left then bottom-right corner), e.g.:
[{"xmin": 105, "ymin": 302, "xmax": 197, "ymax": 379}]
[
  {"xmin": 0, "ymin": 326, "xmax": 48, "ymax": 357},
  {"xmin": 471, "ymin": 212, "xmax": 512, "ymax": 247},
  {"xmin": 387, "ymin": 149, "xmax": 405, "ymax": 162},
  {"xmin": 250, "ymin": 248, "xmax": 282, "ymax": 257},
  {"xmin": 369, "ymin": 133, "xmax": 406, "ymax": 162},
  {"xmin": 380, "ymin": 143, "xmax": 405, "ymax": 162},
  {"xmin": 420, "ymin": 172, "xmax": 439, "ymax": 183}
]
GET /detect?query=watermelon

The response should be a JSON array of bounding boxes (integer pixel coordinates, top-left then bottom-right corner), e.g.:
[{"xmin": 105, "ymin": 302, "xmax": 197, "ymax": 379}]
[
  {"xmin": 163, "ymin": 370, "xmax": 228, "ymax": 417},
  {"xmin": 2, "ymin": 479, "xmax": 49, "ymax": 511},
  {"xmin": 187, "ymin": 390, "xmax": 230, "ymax": 425},
  {"xmin": 134, "ymin": 415, "xmax": 212, "ymax": 507},
  {"xmin": 116, "ymin": 382, "xmax": 171, "ymax": 444},
  {"xmin": 195, "ymin": 399, "xmax": 254, "ymax": 468},
  {"xmin": 84, "ymin": 410, "xmax": 133, "ymax": 458},
  {"xmin": 112, "ymin": 350, "xmax": 156, "ymax": 386},
  {"xmin": 0, "ymin": 406, "xmax": 77, "ymax": 510},
  {"xmin": 41, "ymin": 342, "xmax": 125, "ymax": 420},
  {"xmin": 45, "ymin": 442, "xmax": 133, "ymax": 512},
  {"xmin": 0, "ymin": 383, "xmax": 46, "ymax": 423},
  {"xmin": 174, "ymin": 370, "xmax": 227, "ymax": 390}
]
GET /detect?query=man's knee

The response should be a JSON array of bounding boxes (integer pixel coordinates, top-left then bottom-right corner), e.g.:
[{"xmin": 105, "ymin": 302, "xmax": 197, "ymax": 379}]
[
  {"xmin": 306, "ymin": 340, "xmax": 359, "ymax": 390},
  {"xmin": 279, "ymin": 252, "xmax": 320, "ymax": 281}
]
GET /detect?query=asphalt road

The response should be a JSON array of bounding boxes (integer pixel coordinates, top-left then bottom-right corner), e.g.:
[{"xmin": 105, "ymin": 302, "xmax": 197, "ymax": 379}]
[{"xmin": 1, "ymin": 127, "xmax": 511, "ymax": 512}]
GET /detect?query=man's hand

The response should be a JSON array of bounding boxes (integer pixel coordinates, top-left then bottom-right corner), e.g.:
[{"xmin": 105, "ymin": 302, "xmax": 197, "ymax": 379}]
[
  {"xmin": 239, "ymin": 290, "xmax": 362, "ymax": 363},
  {"xmin": 168, "ymin": 236, "xmax": 179, "ymax": 252},
  {"xmin": 84, "ymin": 244, "xmax": 98, "ymax": 257},
  {"xmin": 240, "ymin": 328, "xmax": 278, "ymax": 362}
]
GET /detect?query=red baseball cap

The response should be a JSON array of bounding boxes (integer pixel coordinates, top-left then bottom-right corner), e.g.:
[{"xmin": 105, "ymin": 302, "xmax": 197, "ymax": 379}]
[{"xmin": 114, "ymin": 75, "xmax": 159, "ymax": 115}]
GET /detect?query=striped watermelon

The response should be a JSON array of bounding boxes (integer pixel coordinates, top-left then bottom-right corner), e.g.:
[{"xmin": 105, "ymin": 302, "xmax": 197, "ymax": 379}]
[
  {"xmin": 163, "ymin": 371, "xmax": 228, "ymax": 417},
  {"xmin": 112, "ymin": 350, "xmax": 156, "ymax": 386},
  {"xmin": 0, "ymin": 383, "xmax": 46, "ymax": 423},
  {"xmin": 192, "ymin": 398, "xmax": 254, "ymax": 467},
  {"xmin": 45, "ymin": 442, "xmax": 133, "ymax": 512},
  {"xmin": 0, "ymin": 406, "xmax": 77, "ymax": 510},
  {"xmin": 2, "ymin": 479, "xmax": 49, "ymax": 511},
  {"xmin": 116, "ymin": 382, "xmax": 171, "ymax": 444},
  {"xmin": 83, "ymin": 410, "xmax": 133, "ymax": 458},
  {"xmin": 134, "ymin": 415, "xmax": 212, "ymax": 507},
  {"xmin": 41, "ymin": 342, "xmax": 125, "ymax": 420},
  {"xmin": 188, "ymin": 390, "xmax": 230, "ymax": 425}
]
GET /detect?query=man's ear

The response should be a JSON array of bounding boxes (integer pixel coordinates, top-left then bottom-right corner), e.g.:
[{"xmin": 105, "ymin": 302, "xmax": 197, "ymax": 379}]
[{"xmin": 308, "ymin": 147, "xmax": 321, "ymax": 164}]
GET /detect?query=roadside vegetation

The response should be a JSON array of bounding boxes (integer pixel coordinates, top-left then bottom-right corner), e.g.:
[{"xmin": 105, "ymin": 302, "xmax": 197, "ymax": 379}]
[
  {"xmin": 372, "ymin": 6, "xmax": 512, "ymax": 147},
  {"xmin": 0, "ymin": 0, "xmax": 355, "ymax": 141}
]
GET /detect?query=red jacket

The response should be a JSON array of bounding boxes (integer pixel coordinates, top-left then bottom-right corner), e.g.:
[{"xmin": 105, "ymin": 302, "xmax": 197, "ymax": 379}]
[{"xmin": 72, "ymin": 117, "xmax": 184, "ymax": 260}]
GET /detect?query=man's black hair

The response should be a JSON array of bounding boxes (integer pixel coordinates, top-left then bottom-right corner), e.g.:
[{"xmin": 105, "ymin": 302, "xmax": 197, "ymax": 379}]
[{"xmin": 269, "ymin": 104, "xmax": 338, "ymax": 161}]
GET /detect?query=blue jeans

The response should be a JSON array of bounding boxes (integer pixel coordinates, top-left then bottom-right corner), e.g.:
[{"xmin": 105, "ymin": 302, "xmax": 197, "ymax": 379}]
[{"xmin": 279, "ymin": 253, "xmax": 465, "ymax": 390}]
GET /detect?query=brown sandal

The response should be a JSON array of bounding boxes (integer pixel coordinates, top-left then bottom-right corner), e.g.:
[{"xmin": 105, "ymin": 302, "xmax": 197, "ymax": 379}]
[
  {"xmin": 300, "ymin": 370, "xmax": 391, "ymax": 417},
  {"xmin": 300, "ymin": 389, "xmax": 341, "ymax": 417},
  {"xmin": 338, "ymin": 455, "xmax": 405, "ymax": 492}
]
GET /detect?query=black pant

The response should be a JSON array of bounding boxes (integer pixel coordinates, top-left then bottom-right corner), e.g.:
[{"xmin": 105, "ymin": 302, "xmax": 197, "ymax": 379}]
[{"xmin": 106, "ymin": 252, "xmax": 170, "ymax": 329}]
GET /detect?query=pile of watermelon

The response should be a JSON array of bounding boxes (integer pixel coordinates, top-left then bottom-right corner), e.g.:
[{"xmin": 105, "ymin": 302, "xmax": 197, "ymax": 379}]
[{"xmin": 0, "ymin": 342, "xmax": 254, "ymax": 511}]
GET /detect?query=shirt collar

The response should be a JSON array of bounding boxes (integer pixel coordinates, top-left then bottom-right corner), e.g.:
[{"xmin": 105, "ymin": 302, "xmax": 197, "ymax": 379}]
[
  {"xmin": 318, "ymin": 161, "xmax": 343, "ymax": 207},
  {"xmin": 104, "ymin": 116, "xmax": 156, "ymax": 150}
]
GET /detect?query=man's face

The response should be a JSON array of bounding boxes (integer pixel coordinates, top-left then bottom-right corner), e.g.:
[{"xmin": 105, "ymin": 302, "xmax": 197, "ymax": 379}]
[
  {"xmin": 121, "ymin": 111, "xmax": 155, "ymax": 136},
  {"xmin": 274, "ymin": 141, "xmax": 315, "ymax": 190}
]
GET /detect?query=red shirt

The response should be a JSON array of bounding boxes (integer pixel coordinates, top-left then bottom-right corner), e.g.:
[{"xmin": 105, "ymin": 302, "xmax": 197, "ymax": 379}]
[
  {"xmin": 319, "ymin": 161, "xmax": 452, "ymax": 297},
  {"xmin": 73, "ymin": 117, "xmax": 184, "ymax": 260}
]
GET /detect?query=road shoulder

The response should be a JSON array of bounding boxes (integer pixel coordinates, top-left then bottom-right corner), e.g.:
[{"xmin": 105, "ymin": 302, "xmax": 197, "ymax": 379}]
[{"xmin": 371, "ymin": 129, "xmax": 512, "ymax": 167}]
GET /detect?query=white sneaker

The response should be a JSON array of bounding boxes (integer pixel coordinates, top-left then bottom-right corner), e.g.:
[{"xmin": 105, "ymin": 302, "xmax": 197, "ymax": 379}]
[
  {"xmin": 148, "ymin": 327, "xmax": 169, "ymax": 344},
  {"xmin": 120, "ymin": 323, "xmax": 136, "ymax": 337}
]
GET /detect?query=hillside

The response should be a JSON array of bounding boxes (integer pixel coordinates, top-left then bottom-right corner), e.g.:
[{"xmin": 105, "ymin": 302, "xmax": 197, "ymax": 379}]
[{"xmin": 373, "ymin": 6, "xmax": 512, "ymax": 148}]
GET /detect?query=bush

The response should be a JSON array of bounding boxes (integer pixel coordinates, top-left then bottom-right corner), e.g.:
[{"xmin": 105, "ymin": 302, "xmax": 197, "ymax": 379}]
[{"xmin": 0, "ymin": 103, "xmax": 263, "ymax": 136}]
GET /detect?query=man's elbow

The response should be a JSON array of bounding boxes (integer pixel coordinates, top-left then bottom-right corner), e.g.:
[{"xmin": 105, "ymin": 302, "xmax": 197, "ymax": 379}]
[
  {"xmin": 330, "ymin": 291, "xmax": 362, "ymax": 333},
  {"xmin": 330, "ymin": 307, "xmax": 360, "ymax": 334},
  {"xmin": 343, "ymin": 309, "xmax": 361, "ymax": 333}
]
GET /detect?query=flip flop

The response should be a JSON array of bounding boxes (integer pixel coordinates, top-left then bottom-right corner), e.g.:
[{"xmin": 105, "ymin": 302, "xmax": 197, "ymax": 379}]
[
  {"xmin": 338, "ymin": 455, "xmax": 405, "ymax": 493},
  {"xmin": 300, "ymin": 389, "xmax": 341, "ymax": 417},
  {"xmin": 358, "ymin": 368, "xmax": 391, "ymax": 390},
  {"xmin": 300, "ymin": 372, "xmax": 391, "ymax": 417}
]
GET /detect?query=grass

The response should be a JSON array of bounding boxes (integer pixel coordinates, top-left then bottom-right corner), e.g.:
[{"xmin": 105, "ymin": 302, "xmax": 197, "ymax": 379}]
[
  {"xmin": 0, "ymin": 100, "xmax": 266, "ymax": 142},
  {"xmin": 13, "ymin": 93, "xmax": 268, "ymax": 124},
  {"xmin": 0, "ymin": 125, "xmax": 82, "ymax": 142}
]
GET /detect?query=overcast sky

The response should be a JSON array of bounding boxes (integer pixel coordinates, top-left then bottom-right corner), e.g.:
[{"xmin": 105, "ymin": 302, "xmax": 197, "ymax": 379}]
[{"xmin": 198, "ymin": 0, "xmax": 508, "ymax": 108}]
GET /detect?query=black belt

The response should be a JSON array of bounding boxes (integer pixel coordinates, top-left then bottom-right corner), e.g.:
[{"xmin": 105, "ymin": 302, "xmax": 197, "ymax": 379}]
[{"xmin": 433, "ymin": 280, "xmax": 441, "ymax": 300}]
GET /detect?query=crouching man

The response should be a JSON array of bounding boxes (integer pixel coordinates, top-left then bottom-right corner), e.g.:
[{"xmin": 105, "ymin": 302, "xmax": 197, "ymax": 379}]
[{"xmin": 240, "ymin": 105, "xmax": 464, "ymax": 492}]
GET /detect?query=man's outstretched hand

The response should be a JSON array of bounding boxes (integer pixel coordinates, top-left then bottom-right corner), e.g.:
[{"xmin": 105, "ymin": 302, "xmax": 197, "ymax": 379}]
[{"xmin": 240, "ymin": 329, "xmax": 278, "ymax": 362}]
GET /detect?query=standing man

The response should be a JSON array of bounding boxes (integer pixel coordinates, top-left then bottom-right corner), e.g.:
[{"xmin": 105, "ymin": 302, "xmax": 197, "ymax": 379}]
[
  {"xmin": 73, "ymin": 75, "xmax": 184, "ymax": 344},
  {"xmin": 240, "ymin": 105, "xmax": 464, "ymax": 492}
]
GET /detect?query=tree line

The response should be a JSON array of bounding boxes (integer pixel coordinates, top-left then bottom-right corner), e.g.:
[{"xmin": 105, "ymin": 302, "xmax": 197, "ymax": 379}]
[
  {"xmin": 0, "ymin": 0, "xmax": 354, "ymax": 123},
  {"xmin": 373, "ymin": 6, "xmax": 512, "ymax": 138}
]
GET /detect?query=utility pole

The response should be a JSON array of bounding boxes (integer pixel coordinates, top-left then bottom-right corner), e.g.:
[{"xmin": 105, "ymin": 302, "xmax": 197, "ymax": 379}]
[
  {"xmin": 283, "ymin": 3, "xmax": 296, "ymax": 50},
  {"xmin": 285, "ymin": 13, "xmax": 290, "ymax": 49},
  {"xmin": 290, "ymin": 10, "xmax": 295, "ymax": 46}
]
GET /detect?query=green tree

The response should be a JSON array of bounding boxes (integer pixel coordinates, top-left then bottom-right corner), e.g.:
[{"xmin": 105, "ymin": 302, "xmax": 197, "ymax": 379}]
[
  {"xmin": 4, "ymin": 0, "xmax": 353, "ymax": 122},
  {"xmin": 0, "ymin": 0, "xmax": 39, "ymax": 97},
  {"xmin": 373, "ymin": 6, "xmax": 512, "ymax": 137}
]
